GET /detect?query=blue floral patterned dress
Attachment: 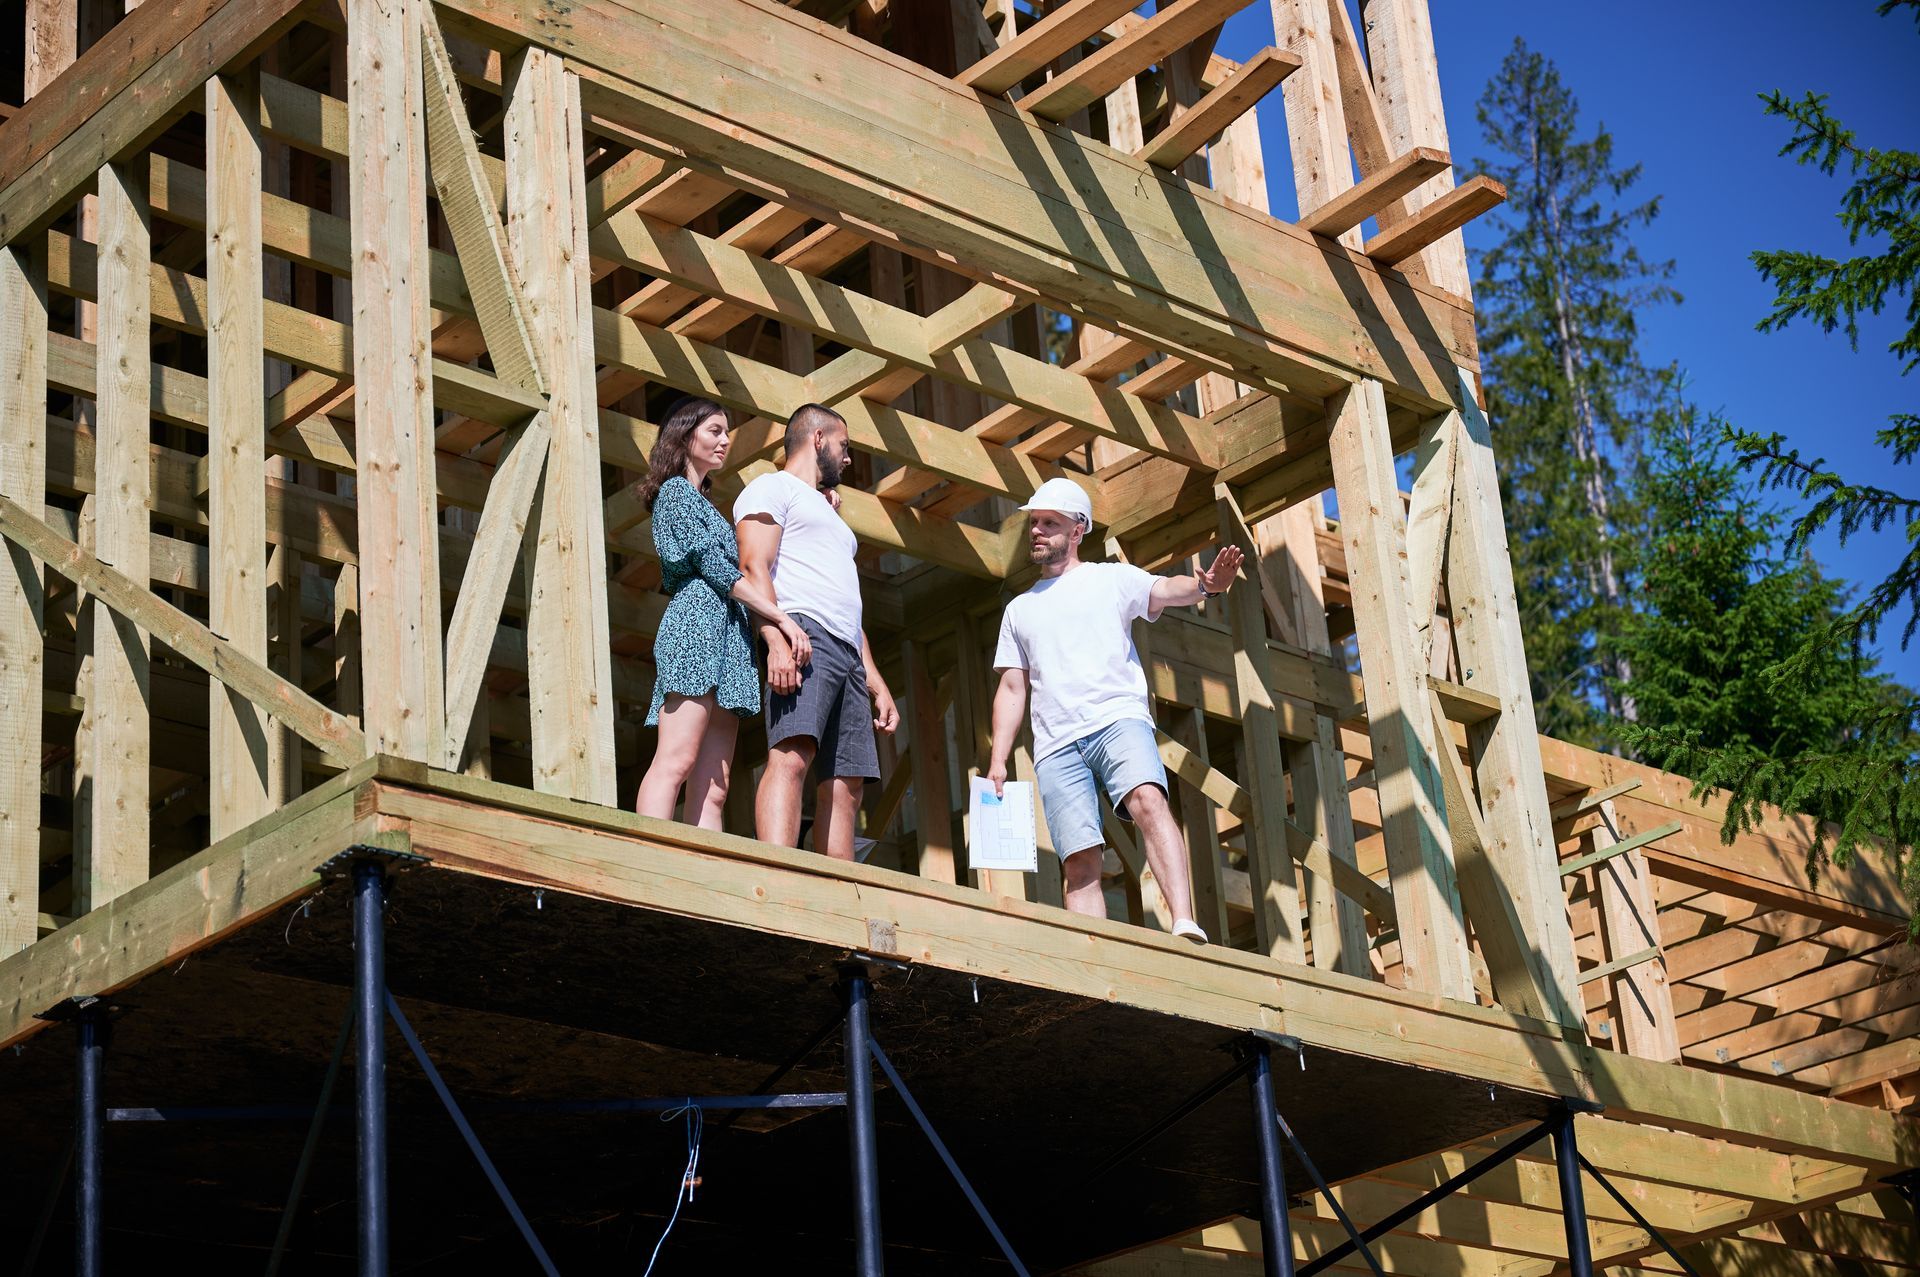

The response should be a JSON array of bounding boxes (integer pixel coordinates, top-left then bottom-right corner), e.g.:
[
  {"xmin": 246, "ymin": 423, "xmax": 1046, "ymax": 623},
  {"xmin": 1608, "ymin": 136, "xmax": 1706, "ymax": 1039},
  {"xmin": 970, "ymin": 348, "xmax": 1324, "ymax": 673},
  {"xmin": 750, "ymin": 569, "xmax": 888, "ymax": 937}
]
[{"xmin": 647, "ymin": 476, "xmax": 760, "ymax": 725}]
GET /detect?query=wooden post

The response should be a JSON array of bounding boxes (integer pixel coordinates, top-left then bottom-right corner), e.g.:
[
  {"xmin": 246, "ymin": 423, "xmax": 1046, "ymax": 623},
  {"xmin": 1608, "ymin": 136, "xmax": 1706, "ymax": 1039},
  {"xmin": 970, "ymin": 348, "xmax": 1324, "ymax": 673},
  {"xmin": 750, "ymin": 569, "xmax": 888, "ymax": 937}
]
[
  {"xmin": 903, "ymin": 639, "xmax": 956, "ymax": 884},
  {"xmin": 1326, "ymin": 379, "xmax": 1473, "ymax": 1001},
  {"xmin": 1450, "ymin": 369, "xmax": 1582, "ymax": 1021},
  {"xmin": 207, "ymin": 68, "xmax": 273, "ymax": 837},
  {"xmin": 1593, "ymin": 798, "xmax": 1680, "ymax": 1061},
  {"xmin": 23, "ymin": 0, "xmax": 77, "ymax": 101},
  {"xmin": 350, "ymin": 0, "xmax": 444, "ymax": 764},
  {"xmin": 1172, "ymin": 708, "xmax": 1229, "ymax": 941},
  {"xmin": 1357, "ymin": 0, "xmax": 1471, "ymax": 294},
  {"xmin": 505, "ymin": 46, "xmax": 616, "ymax": 804},
  {"xmin": 79, "ymin": 159, "xmax": 151, "ymax": 910},
  {"xmin": 0, "ymin": 241, "xmax": 48, "ymax": 954}
]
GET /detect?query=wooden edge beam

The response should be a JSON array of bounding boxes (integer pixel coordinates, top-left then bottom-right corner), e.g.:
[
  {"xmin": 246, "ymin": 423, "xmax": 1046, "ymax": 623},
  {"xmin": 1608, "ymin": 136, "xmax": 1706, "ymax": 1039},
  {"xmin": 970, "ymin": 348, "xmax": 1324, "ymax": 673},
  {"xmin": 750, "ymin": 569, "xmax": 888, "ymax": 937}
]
[
  {"xmin": 958, "ymin": 0, "xmax": 1144, "ymax": 95},
  {"xmin": 0, "ymin": 494, "xmax": 367, "ymax": 765},
  {"xmin": 1299, "ymin": 145, "xmax": 1450, "ymax": 239},
  {"xmin": 1135, "ymin": 46, "xmax": 1300, "ymax": 171},
  {"xmin": 1364, "ymin": 175, "xmax": 1506, "ymax": 267}
]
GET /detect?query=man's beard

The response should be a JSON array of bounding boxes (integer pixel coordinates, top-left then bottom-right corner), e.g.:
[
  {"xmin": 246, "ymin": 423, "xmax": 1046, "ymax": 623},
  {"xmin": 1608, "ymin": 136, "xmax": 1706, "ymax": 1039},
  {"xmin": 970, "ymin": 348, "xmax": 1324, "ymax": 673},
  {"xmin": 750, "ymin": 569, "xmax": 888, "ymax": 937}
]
[
  {"xmin": 1030, "ymin": 539, "xmax": 1064, "ymax": 565},
  {"xmin": 815, "ymin": 442, "xmax": 847, "ymax": 489}
]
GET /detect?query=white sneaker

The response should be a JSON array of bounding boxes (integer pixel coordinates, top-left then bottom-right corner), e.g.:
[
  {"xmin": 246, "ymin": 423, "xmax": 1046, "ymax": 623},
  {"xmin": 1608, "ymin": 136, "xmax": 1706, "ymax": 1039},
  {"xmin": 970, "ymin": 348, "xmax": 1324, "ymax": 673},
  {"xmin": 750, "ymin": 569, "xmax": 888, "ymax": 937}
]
[{"xmin": 1172, "ymin": 918, "xmax": 1209, "ymax": 945}]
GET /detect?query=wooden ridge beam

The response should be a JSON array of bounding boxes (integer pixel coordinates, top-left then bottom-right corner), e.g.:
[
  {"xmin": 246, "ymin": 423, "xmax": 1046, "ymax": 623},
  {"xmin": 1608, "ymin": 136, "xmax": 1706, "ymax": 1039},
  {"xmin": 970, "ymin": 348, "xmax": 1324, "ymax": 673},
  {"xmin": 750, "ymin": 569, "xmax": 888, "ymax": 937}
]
[
  {"xmin": 957, "ymin": 0, "xmax": 1143, "ymax": 96},
  {"xmin": 1135, "ymin": 46, "xmax": 1299, "ymax": 171},
  {"xmin": 1366, "ymin": 175, "xmax": 1506, "ymax": 267},
  {"xmin": 1015, "ymin": 0, "xmax": 1251, "ymax": 123},
  {"xmin": 0, "ymin": 495, "xmax": 367, "ymax": 764}
]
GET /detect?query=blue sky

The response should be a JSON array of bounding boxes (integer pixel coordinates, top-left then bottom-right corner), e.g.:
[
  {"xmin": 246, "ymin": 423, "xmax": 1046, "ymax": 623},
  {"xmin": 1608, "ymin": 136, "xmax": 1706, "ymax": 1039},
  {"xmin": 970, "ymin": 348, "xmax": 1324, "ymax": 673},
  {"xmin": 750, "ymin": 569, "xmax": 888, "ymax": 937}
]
[{"xmin": 1209, "ymin": 2, "xmax": 1920, "ymax": 684}]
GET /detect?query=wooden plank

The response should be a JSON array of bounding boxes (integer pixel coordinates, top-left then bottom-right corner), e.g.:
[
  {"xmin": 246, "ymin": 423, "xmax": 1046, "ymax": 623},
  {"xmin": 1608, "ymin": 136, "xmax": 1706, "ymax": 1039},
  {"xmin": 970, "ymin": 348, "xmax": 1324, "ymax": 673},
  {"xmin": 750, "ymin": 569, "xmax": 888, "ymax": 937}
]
[
  {"xmin": 1558, "ymin": 821, "xmax": 1682, "ymax": 879},
  {"xmin": 1015, "ymin": 0, "xmax": 1251, "ymax": 123},
  {"xmin": 1325, "ymin": 379, "xmax": 1473, "ymax": 1001},
  {"xmin": 23, "ymin": 0, "xmax": 79, "ymax": 100},
  {"xmin": 441, "ymin": 0, "xmax": 1478, "ymax": 409},
  {"xmin": 0, "ymin": 241, "xmax": 48, "ymax": 955},
  {"xmin": 1450, "ymin": 368, "xmax": 1582, "ymax": 1021},
  {"xmin": 0, "ymin": 495, "xmax": 366, "ymax": 763},
  {"xmin": 903, "ymin": 639, "xmax": 955, "ymax": 884},
  {"xmin": 0, "ymin": 768, "xmax": 372, "ymax": 1049},
  {"xmin": 505, "ymin": 46, "xmax": 616, "ymax": 804},
  {"xmin": 957, "ymin": 0, "xmax": 1141, "ymax": 95},
  {"xmin": 1404, "ymin": 410, "xmax": 1456, "ymax": 672},
  {"xmin": 418, "ymin": 4, "xmax": 547, "ymax": 394},
  {"xmin": 1169, "ymin": 709, "xmax": 1230, "ymax": 941},
  {"xmin": 205, "ymin": 69, "xmax": 272, "ymax": 839},
  {"xmin": 1548, "ymin": 778, "xmax": 1642, "ymax": 822},
  {"xmin": 1135, "ymin": 47, "xmax": 1300, "ymax": 170},
  {"xmin": 351, "ymin": 0, "xmax": 445, "ymax": 764},
  {"xmin": 440, "ymin": 416, "xmax": 552, "ymax": 767},
  {"xmin": 80, "ymin": 159, "xmax": 151, "ymax": 911},
  {"xmin": 1213, "ymin": 488, "xmax": 1305, "ymax": 962},
  {"xmin": 1275, "ymin": 0, "xmax": 1360, "ymax": 249},
  {"xmin": 1298, "ymin": 145, "xmax": 1450, "ymax": 238},
  {"xmin": 0, "ymin": 0, "xmax": 309, "ymax": 246},
  {"xmin": 1365, "ymin": 175, "xmax": 1506, "ymax": 267},
  {"xmin": 1359, "ymin": 0, "xmax": 1471, "ymax": 293}
]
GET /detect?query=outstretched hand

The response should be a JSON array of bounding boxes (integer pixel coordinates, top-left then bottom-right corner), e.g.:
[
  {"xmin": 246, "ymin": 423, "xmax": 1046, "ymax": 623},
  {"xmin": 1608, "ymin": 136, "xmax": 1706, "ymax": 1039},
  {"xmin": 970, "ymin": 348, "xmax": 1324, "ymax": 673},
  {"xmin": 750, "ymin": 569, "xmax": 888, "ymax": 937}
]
[{"xmin": 1197, "ymin": 544, "xmax": 1244, "ymax": 596}]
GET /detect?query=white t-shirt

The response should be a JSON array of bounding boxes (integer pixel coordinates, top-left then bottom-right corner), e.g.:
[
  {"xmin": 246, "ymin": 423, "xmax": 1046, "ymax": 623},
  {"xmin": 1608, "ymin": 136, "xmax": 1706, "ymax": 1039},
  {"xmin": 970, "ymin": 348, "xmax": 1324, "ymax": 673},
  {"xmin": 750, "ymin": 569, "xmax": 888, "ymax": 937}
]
[
  {"xmin": 994, "ymin": 562, "xmax": 1159, "ymax": 761},
  {"xmin": 733, "ymin": 471, "xmax": 863, "ymax": 646}
]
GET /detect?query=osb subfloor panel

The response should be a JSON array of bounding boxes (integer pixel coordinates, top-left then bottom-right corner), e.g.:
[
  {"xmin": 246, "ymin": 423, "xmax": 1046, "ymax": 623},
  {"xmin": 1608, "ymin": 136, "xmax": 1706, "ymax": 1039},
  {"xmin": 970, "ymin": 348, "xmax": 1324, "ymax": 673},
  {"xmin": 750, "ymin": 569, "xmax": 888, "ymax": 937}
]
[{"xmin": 0, "ymin": 863, "xmax": 1554, "ymax": 1274}]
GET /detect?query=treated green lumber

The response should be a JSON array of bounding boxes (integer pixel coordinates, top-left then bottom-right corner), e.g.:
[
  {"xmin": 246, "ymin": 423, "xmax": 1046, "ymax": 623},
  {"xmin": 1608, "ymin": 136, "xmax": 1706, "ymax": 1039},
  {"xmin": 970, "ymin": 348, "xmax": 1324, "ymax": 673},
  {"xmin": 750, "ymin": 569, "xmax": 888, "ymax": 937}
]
[
  {"xmin": 1135, "ymin": 47, "xmax": 1300, "ymax": 170},
  {"xmin": 1366, "ymin": 175, "xmax": 1507, "ymax": 267},
  {"xmin": 1579, "ymin": 946, "xmax": 1661, "ymax": 987},
  {"xmin": 434, "ymin": 0, "xmax": 1477, "ymax": 409},
  {"xmin": 1558, "ymin": 821, "xmax": 1682, "ymax": 879},
  {"xmin": 957, "ymin": 0, "xmax": 1143, "ymax": 95},
  {"xmin": 1015, "ymin": 0, "xmax": 1252, "ymax": 123},
  {"xmin": 1298, "ymin": 146, "xmax": 1450, "ymax": 239},
  {"xmin": 1549, "ymin": 779, "xmax": 1643, "ymax": 823},
  {"xmin": 0, "ymin": 494, "xmax": 367, "ymax": 766}
]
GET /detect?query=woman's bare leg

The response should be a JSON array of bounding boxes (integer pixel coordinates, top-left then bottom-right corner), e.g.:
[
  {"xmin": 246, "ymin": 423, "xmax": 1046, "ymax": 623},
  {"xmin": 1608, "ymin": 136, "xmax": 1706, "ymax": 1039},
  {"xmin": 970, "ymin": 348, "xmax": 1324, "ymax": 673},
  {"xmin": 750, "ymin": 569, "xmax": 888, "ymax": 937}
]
[
  {"xmin": 636, "ymin": 694, "xmax": 716, "ymax": 819},
  {"xmin": 682, "ymin": 710, "xmax": 740, "ymax": 831}
]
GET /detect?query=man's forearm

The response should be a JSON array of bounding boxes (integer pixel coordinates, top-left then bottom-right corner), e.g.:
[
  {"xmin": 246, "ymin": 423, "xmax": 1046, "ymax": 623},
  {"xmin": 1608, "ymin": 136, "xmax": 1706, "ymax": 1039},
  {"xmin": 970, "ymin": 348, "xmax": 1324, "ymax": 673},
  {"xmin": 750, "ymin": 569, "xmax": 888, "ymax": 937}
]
[{"xmin": 988, "ymin": 684, "xmax": 1025, "ymax": 767}]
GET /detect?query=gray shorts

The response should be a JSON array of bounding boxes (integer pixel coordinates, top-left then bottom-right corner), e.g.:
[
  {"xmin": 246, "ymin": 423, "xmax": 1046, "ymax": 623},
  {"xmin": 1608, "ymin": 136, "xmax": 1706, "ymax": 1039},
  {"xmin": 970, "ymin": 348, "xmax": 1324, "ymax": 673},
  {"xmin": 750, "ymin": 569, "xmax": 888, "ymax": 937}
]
[{"xmin": 766, "ymin": 615, "xmax": 880, "ymax": 784}]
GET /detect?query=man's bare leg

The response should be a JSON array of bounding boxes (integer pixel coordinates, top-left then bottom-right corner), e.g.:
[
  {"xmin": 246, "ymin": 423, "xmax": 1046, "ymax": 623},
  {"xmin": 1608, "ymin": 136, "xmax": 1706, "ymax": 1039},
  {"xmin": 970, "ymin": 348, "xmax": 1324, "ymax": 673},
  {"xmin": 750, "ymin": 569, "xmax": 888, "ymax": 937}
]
[
  {"xmin": 757, "ymin": 738, "xmax": 816, "ymax": 847},
  {"xmin": 1124, "ymin": 783, "xmax": 1199, "ymax": 926},
  {"xmin": 812, "ymin": 776, "xmax": 865, "ymax": 861},
  {"xmin": 1062, "ymin": 846, "xmax": 1106, "ymax": 918}
]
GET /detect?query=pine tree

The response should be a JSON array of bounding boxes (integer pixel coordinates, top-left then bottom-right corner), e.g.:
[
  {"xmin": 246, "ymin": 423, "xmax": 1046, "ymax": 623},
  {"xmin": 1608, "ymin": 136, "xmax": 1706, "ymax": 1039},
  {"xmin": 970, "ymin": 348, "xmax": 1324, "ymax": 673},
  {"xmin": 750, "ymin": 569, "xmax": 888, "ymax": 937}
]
[
  {"xmin": 1473, "ymin": 41, "xmax": 1678, "ymax": 744},
  {"xmin": 1614, "ymin": 401, "xmax": 1902, "ymax": 783},
  {"xmin": 1624, "ymin": 0, "xmax": 1920, "ymax": 917}
]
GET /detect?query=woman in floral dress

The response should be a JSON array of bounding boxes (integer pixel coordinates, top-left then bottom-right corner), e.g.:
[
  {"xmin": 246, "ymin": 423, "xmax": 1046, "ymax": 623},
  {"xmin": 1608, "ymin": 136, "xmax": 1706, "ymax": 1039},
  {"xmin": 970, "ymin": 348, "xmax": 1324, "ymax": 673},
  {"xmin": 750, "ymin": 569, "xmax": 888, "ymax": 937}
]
[{"xmin": 635, "ymin": 397, "xmax": 812, "ymax": 829}]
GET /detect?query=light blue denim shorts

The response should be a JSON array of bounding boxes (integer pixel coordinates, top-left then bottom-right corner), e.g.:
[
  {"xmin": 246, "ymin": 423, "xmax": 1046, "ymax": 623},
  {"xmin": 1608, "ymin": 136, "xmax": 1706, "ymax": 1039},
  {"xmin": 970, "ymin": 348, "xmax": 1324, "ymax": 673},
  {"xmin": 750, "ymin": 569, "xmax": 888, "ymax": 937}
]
[{"xmin": 1033, "ymin": 717, "xmax": 1169, "ymax": 859}]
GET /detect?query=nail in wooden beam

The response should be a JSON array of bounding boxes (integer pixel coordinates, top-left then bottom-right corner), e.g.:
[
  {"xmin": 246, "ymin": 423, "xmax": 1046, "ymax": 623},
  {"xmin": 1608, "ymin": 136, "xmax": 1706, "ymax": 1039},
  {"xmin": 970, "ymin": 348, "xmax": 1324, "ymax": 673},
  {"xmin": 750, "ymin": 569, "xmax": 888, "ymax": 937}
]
[
  {"xmin": 207, "ymin": 68, "xmax": 274, "ymax": 836},
  {"xmin": 81, "ymin": 159, "xmax": 152, "ymax": 910},
  {"xmin": 0, "ymin": 241, "xmax": 48, "ymax": 955},
  {"xmin": 350, "ymin": 0, "xmax": 445, "ymax": 763}
]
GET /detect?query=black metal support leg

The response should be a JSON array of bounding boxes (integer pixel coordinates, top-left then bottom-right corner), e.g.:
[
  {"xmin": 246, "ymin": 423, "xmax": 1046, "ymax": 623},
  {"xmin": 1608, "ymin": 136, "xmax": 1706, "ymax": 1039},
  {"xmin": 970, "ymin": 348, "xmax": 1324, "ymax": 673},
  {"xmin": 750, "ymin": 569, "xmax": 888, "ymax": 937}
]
[
  {"xmin": 74, "ymin": 1003, "xmax": 106, "ymax": 1277},
  {"xmin": 353, "ymin": 859, "xmax": 389, "ymax": 1277},
  {"xmin": 1246, "ymin": 1042, "xmax": 1297, "ymax": 1277},
  {"xmin": 1553, "ymin": 1109, "xmax": 1594, "ymax": 1277},
  {"xmin": 842, "ymin": 969, "xmax": 883, "ymax": 1276}
]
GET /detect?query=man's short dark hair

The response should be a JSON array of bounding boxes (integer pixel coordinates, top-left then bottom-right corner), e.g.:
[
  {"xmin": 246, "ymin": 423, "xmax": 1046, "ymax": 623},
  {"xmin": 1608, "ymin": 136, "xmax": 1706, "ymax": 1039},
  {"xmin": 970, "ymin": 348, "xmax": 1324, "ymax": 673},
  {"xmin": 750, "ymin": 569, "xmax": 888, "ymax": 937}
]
[{"xmin": 785, "ymin": 403, "xmax": 845, "ymax": 455}]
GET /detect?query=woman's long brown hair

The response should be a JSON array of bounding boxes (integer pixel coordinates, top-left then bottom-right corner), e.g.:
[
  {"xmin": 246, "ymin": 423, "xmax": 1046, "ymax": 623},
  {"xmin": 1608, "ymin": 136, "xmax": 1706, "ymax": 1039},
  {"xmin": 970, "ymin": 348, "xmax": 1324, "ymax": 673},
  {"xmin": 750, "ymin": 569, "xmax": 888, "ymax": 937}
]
[{"xmin": 639, "ymin": 396, "xmax": 729, "ymax": 512}]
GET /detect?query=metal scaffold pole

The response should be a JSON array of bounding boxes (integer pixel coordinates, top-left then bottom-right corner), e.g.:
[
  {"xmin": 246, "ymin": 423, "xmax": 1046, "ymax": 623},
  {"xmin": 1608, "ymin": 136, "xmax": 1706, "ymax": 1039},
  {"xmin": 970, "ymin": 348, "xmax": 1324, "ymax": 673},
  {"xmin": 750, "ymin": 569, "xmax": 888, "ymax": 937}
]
[
  {"xmin": 354, "ymin": 858, "xmax": 390, "ymax": 1277},
  {"xmin": 1554, "ymin": 1109, "xmax": 1595, "ymax": 1277},
  {"xmin": 74, "ymin": 1001, "xmax": 106, "ymax": 1277},
  {"xmin": 1246, "ymin": 1041, "xmax": 1296, "ymax": 1277},
  {"xmin": 843, "ymin": 967, "xmax": 883, "ymax": 1275}
]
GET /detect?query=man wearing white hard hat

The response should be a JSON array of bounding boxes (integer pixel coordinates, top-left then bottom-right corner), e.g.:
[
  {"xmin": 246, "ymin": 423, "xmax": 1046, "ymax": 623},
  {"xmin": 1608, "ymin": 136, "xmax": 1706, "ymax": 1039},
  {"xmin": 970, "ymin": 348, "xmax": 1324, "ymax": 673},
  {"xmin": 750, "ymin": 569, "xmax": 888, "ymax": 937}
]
[{"xmin": 986, "ymin": 477, "xmax": 1243, "ymax": 944}]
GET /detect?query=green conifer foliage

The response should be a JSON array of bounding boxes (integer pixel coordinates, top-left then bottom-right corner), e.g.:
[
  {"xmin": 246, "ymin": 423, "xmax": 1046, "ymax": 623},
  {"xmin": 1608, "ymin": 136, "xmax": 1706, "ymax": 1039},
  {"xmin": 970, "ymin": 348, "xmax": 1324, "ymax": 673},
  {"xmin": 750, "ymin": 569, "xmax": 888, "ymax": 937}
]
[{"xmin": 1472, "ymin": 40, "xmax": 1678, "ymax": 744}]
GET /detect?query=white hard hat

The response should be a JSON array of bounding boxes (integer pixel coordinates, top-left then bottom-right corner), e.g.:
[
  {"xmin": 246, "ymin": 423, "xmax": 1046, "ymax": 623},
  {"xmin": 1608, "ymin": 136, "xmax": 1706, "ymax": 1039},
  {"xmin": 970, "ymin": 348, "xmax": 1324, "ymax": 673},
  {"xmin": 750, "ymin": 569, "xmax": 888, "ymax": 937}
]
[{"xmin": 1019, "ymin": 477, "xmax": 1094, "ymax": 529}]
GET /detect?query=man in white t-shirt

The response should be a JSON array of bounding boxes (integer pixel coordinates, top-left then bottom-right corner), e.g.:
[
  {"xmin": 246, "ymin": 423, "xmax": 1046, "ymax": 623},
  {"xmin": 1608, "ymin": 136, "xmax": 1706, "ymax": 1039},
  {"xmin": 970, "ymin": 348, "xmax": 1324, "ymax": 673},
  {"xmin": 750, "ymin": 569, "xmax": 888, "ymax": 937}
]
[
  {"xmin": 987, "ymin": 478, "xmax": 1243, "ymax": 943},
  {"xmin": 736, "ymin": 404, "xmax": 899, "ymax": 860}
]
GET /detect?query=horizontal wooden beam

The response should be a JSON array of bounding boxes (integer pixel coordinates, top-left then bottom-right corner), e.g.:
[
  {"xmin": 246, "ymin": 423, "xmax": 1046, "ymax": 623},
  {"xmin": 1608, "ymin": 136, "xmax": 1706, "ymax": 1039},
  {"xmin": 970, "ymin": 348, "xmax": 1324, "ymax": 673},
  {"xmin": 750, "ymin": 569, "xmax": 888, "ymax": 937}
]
[
  {"xmin": 437, "ymin": 0, "xmax": 1478, "ymax": 408},
  {"xmin": 1365, "ymin": 175, "xmax": 1506, "ymax": 267},
  {"xmin": 1298, "ymin": 145, "xmax": 1450, "ymax": 239},
  {"xmin": 1015, "ymin": 0, "xmax": 1250, "ymax": 123},
  {"xmin": 1135, "ymin": 46, "xmax": 1299, "ymax": 171},
  {"xmin": 957, "ymin": 0, "xmax": 1144, "ymax": 95},
  {"xmin": 0, "ymin": 495, "xmax": 367, "ymax": 766}
]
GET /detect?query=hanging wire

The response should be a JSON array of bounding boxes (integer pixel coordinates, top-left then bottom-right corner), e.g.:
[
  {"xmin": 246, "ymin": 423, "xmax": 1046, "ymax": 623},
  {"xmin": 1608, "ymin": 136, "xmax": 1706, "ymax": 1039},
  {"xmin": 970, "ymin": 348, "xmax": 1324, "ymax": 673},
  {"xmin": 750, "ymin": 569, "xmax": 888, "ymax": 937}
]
[{"xmin": 642, "ymin": 1103, "xmax": 704, "ymax": 1276}]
